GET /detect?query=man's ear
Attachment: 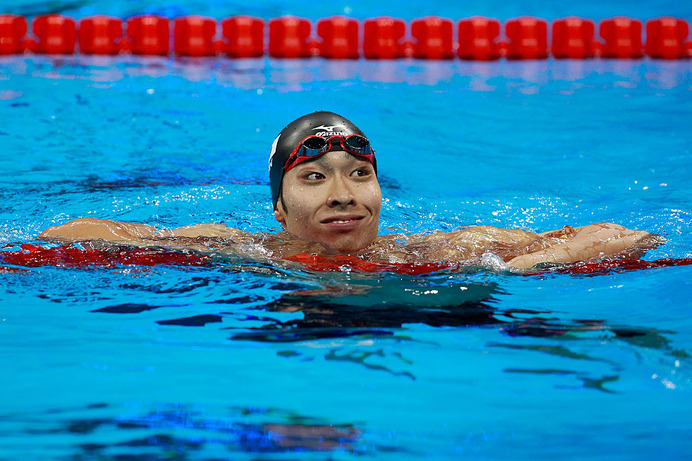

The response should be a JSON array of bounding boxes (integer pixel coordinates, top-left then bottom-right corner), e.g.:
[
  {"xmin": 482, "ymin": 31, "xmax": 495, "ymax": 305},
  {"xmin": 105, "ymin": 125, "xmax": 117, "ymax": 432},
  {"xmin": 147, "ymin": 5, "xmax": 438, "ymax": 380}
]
[{"xmin": 274, "ymin": 205, "xmax": 286, "ymax": 225}]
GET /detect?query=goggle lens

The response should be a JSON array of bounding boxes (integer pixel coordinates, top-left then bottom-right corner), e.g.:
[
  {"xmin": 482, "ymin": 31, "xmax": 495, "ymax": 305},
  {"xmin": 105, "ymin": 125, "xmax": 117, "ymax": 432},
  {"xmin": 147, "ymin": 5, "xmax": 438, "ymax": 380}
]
[
  {"xmin": 344, "ymin": 135, "xmax": 369, "ymax": 151},
  {"xmin": 302, "ymin": 137, "xmax": 329, "ymax": 151}
]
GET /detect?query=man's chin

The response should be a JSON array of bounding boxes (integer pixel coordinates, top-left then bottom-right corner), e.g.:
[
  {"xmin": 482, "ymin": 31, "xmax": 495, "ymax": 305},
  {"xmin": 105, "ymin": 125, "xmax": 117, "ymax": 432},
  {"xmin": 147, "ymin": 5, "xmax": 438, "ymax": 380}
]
[
  {"xmin": 285, "ymin": 227, "xmax": 378, "ymax": 254},
  {"xmin": 323, "ymin": 235, "xmax": 376, "ymax": 254}
]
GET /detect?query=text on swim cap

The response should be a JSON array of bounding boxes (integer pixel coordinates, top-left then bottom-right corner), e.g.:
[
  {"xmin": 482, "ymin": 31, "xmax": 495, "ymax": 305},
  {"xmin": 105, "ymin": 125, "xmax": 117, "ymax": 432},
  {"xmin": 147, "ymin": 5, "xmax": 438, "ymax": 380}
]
[{"xmin": 313, "ymin": 125, "xmax": 349, "ymax": 137}]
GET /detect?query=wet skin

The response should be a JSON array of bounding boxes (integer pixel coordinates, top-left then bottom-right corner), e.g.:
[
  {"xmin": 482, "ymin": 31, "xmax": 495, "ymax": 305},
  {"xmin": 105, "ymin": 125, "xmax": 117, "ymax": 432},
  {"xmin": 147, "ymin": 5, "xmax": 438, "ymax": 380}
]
[
  {"xmin": 274, "ymin": 151, "xmax": 381, "ymax": 253},
  {"xmin": 38, "ymin": 149, "xmax": 662, "ymax": 269}
]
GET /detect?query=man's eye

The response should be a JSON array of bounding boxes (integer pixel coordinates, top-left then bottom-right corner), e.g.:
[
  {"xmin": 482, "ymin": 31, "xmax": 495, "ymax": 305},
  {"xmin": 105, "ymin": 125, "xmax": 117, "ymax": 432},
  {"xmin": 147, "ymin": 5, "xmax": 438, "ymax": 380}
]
[
  {"xmin": 351, "ymin": 167, "xmax": 371, "ymax": 177},
  {"xmin": 306, "ymin": 172, "xmax": 324, "ymax": 180}
]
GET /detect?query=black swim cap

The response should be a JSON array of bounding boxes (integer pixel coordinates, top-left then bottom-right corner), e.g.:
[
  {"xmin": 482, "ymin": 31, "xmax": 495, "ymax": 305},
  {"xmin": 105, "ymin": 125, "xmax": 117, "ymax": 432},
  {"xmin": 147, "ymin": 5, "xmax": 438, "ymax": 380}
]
[{"xmin": 268, "ymin": 111, "xmax": 375, "ymax": 208}]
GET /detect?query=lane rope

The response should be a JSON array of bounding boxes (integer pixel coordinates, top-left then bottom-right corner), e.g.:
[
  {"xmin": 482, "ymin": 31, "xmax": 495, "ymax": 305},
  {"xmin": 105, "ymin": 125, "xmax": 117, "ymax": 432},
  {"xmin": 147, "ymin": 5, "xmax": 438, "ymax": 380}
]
[
  {"xmin": 1, "ymin": 14, "xmax": 690, "ymax": 60},
  {"xmin": 2, "ymin": 243, "xmax": 691, "ymax": 276}
]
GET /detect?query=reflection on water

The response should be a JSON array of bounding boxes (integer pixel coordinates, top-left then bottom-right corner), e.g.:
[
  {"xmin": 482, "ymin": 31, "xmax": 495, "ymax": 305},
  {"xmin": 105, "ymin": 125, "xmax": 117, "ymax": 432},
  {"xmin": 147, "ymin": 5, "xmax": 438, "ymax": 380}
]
[
  {"xmin": 2, "ymin": 241, "xmax": 687, "ymax": 390},
  {"xmin": 229, "ymin": 278, "xmax": 500, "ymax": 343},
  {"xmin": 5, "ymin": 402, "xmax": 371, "ymax": 458},
  {"xmin": 1, "ymin": 250, "xmax": 689, "ymax": 457},
  {"xmin": 27, "ymin": 250, "xmax": 676, "ymax": 389},
  {"xmin": 218, "ymin": 275, "xmax": 686, "ymax": 388},
  {"xmin": 11, "ymin": 55, "xmax": 691, "ymax": 91}
]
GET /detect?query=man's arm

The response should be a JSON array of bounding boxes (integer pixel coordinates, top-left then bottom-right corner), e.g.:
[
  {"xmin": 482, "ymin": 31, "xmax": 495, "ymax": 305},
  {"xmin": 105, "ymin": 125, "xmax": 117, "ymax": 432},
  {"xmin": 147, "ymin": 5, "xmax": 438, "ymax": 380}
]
[
  {"xmin": 507, "ymin": 223, "xmax": 664, "ymax": 269},
  {"xmin": 405, "ymin": 225, "xmax": 540, "ymax": 262},
  {"xmin": 405, "ymin": 223, "xmax": 662, "ymax": 269},
  {"xmin": 39, "ymin": 218, "xmax": 171, "ymax": 242},
  {"xmin": 39, "ymin": 218, "xmax": 248, "ymax": 243}
]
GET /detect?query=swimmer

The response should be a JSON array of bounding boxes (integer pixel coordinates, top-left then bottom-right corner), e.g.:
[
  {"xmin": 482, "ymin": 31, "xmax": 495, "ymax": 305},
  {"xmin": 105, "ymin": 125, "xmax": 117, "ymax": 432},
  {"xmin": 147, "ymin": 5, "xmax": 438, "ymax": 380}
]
[{"xmin": 39, "ymin": 111, "xmax": 663, "ymax": 270}]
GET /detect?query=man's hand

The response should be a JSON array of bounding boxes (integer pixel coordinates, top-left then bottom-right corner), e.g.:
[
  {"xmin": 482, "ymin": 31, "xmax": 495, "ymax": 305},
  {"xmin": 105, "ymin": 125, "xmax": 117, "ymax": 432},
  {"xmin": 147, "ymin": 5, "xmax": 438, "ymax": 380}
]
[{"xmin": 508, "ymin": 223, "xmax": 664, "ymax": 269}]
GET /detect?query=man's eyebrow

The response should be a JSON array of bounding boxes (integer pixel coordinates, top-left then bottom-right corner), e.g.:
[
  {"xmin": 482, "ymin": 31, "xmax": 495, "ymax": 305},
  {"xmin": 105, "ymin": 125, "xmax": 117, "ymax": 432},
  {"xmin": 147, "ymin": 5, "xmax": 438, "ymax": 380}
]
[
  {"xmin": 296, "ymin": 153, "xmax": 368, "ymax": 170},
  {"xmin": 293, "ymin": 153, "xmax": 374, "ymax": 179},
  {"xmin": 294, "ymin": 157, "xmax": 330, "ymax": 171}
]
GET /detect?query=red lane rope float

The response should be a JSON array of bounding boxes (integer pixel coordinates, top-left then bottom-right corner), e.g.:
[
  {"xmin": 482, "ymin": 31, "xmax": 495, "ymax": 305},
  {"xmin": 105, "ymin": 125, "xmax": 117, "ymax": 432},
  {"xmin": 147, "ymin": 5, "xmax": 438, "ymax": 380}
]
[
  {"xmin": 0, "ymin": 14, "xmax": 27, "ymax": 54},
  {"xmin": 1, "ymin": 245, "xmax": 448, "ymax": 274},
  {"xmin": 645, "ymin": 17, "xmax": 690, "ymax": 59},
  {"xmin": 599, "ymin": 17, "xmax": 644, "ymax": 58},
  {"xmin": 1, "ymin": 13, "xmax": 690, "ymax": 59},
  {"xmin": 283, "ymin": 253, "xmax": 452, "ymax": 275},
  {"xmin": 552, "ymin": 17, "xmax": 595, "ymax": 59},
  {"xmin": 458, "ymin": 17, "xmax": 501, "ymax": 60},
  {"xmin": 30, "ymin": 14, "xmax": 77, "ymax": 54},
  {"xmin": 126, "ymin": 15, "xmax": 170, "ymax": 55},
  {"xmin": 317, "ymin": 16, "xmax": 359, "ymax": 59},
  {"xmin": 505, "ymin": 16, "xmax": 549, "ymax": 60},
  {"xmin": 363, "ymin": 17, "xmax": 406, "ymax": 59},
  {"xmin": 78, "ymin": 15, "xmax": 122, "ymax": 55},
  {"xmin": 1, "ymin": 244, "xmax": 691, "ymax": 276},
  {"xmin": 222, "ymin": 15, "xmax": 263, "ymax": 58},
  {"xmin": 284, "ymin": 253, "xmax": 692, "ymax": 276},
  {"xmin": 526, "ymin": 257, "xmax": 692, "ymax": 277},
  {"xmin": 0, "ymin": 243, "xmax": 209, "ymax": 269},
  {"xmin": 268, "ymin": 16, "xmax": 313, "ymax": 58},
  {"xmin": 411, "ymin": 16, "xmax": 454, "ymax": 60},
  {"xmin": 174, "ymin": 15, "xmax": 217, "ymax": 57}
]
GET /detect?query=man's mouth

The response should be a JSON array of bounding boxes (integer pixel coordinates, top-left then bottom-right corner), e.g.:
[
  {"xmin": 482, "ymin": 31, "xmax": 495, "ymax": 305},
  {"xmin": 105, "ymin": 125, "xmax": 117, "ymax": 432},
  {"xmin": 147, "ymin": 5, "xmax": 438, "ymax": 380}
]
[
  {"xmin": 321, "ymin": 215, "xmax": 364, "ymax": 224},
  {"xmin": 327, "ymin": 218, "xmax": 358, "ymax": 224},
  {"xmin": 320, "ymin": 215, "xmax": 366, "ymax": 231}
]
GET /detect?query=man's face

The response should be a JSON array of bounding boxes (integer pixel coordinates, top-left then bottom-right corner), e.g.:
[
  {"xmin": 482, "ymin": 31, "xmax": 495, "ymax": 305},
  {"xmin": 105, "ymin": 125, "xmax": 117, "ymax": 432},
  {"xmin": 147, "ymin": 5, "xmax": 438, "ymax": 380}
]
[{"xmin": 274, "ymin": 150, "xmax": 381, "ymax": 253}]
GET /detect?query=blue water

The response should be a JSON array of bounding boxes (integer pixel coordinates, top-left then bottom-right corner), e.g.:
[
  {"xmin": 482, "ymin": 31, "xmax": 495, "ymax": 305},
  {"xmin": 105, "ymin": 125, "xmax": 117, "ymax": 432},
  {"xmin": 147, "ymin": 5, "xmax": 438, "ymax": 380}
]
[{"xmin": 2, "ymin": 1, "xmax": 692, "ymax": 460}]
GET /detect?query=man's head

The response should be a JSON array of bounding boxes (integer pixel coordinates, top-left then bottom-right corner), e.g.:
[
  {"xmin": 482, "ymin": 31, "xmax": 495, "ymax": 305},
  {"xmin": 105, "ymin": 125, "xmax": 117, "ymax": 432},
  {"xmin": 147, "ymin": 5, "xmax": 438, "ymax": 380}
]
[{"xmin": 269, "ymin": 111, "xmax": 381, "ymax": 252}]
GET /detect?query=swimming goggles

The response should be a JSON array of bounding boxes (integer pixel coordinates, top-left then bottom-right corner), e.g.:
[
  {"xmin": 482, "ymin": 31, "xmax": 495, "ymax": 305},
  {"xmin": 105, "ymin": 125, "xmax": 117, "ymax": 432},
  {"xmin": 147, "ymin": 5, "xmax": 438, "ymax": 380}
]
[{"xmin": 283, "ymin": 134, "xmax": 375, "ymax": 172}]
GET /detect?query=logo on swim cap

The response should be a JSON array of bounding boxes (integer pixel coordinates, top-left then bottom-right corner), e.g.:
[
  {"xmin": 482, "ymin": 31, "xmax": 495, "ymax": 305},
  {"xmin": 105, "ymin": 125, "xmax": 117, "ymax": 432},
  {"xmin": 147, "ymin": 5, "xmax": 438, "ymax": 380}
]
[
  {"xmin": 313, "ymin": 124, "xmax": 349, "ymax": 137},
  {"xmin": 313, "ymin": 125, "xmax": 342, "ymax": 132},
  {"xmin": 268, "ymin": 134, "xmax": 280, "ymax": 172}
]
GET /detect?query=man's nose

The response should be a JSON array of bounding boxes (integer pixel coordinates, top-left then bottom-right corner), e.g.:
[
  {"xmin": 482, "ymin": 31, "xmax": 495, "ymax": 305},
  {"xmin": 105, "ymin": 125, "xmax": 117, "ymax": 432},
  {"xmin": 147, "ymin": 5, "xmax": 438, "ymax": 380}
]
[{"xmin": 327, "ymin": 176, "xmax": 355, "ymax": 207}]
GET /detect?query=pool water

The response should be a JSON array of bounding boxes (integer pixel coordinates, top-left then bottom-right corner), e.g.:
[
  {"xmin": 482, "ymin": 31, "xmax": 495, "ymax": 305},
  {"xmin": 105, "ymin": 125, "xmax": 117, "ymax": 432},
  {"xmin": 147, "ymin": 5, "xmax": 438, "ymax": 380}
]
[{"xmin": 2, "ymin": 2, "xmax": 692, "ymax": 460}]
